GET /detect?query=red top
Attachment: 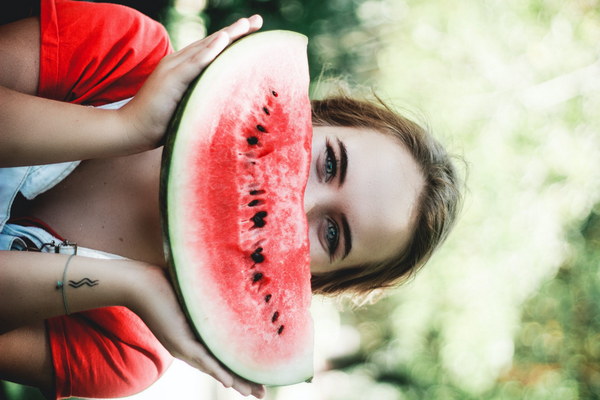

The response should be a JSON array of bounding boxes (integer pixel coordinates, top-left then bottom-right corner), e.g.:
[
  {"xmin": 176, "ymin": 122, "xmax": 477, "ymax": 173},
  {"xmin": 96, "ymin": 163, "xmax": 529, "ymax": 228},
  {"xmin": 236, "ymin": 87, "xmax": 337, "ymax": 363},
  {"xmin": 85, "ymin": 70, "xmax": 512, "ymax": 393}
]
[
  {"xmin": 37, "ymin": 0, "xmax": 174, "ymax": 398},
  {"xmin": 39, "ymin": 0, "xmax": 172, "ymax": 106}
]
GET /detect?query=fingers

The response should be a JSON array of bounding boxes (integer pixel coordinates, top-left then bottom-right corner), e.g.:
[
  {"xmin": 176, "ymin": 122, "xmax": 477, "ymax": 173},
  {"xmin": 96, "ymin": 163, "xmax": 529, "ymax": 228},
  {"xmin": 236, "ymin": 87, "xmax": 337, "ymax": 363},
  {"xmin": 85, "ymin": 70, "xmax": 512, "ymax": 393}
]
[
  {"xmin": 204, "ymin": 14, "xmax": 263, "ymax": 44},
  {"xmin": 216, "ymin": 14, "xmax": 263, "ymax": 43},
  {"xmin": 158, "ymin": 15, "xmax": 263, "ymax": 85},
  {"xmin": 177, "ymin": 14, "xmax": 263, "ymax": 57},
  {"xmin": 129, "ymin": 268, "xmax": 264, "ymax": 398},
  {"xmin": 231, "ymin": 375, "xmax": 266, "ymax": 399},
  {"xmin": 183, "ymin": 342, "xmax": 266, "ymax": 398},
  {"xmin": 248, "ymin": 14, "xmax": 263, "ymax": 31},
  {"xmin": 241, "ymin": 378, "xmax": 266, "ymax": 399},
  {"xmin": 187, "ymin": 15, "xmax": 262, "ymax": 58}
]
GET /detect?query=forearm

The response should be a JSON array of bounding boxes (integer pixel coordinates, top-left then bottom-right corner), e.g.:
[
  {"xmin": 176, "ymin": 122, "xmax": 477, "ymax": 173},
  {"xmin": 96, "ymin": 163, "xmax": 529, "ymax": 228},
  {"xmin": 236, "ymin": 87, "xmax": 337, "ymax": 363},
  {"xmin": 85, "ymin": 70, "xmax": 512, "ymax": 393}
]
[
  {"xmin": 0, "ymin": 251, "xmax": 266, "ymax": 398},
  {"xmin": 0, "ymin": 85, "xmax": 145, "ymax": 167},
  {"xmin": 0, "ymin": 251, "xmax": 154, "ymax": 333}
]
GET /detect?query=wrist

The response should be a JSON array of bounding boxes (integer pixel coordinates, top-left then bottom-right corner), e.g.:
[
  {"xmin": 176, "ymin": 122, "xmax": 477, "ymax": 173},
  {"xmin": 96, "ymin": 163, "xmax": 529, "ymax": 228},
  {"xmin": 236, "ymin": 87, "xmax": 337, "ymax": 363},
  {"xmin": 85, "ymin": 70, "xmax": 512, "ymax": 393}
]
[
  {"xmin": 116, "ymin": 102, "xmax": 162, "ymax": 154},
  {"xmin": 123, "ymin": 261, "xmax": 169, "ymax": 316}
]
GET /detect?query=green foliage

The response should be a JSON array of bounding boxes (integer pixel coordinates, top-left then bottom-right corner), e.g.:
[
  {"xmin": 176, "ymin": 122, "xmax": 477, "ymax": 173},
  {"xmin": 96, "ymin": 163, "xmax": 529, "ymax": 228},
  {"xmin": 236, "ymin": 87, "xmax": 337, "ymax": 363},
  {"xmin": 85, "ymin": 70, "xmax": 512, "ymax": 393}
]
[
  {"xmin": 509, "ymin": 207, "xmax": 600, "ymax": 399},
  {"xmin": 202, "ymin": 0, "xmax": 380, "ymax": 81},
  {"xmin": 324, "ymin": 201, "xmax": 600, "ymax": 400},
  {"xmin": 0, "ymin": 381, "xmax": 45, "ymax": 400}
]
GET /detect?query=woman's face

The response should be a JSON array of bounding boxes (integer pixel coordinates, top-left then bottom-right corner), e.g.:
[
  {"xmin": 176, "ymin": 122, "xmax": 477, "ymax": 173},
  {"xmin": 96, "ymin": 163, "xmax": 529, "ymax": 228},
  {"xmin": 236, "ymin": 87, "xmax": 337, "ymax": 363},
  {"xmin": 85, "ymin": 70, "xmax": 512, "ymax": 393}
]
[{"xmin": 305, "ymin": 126, "xmax": 424, "ymax": 274}]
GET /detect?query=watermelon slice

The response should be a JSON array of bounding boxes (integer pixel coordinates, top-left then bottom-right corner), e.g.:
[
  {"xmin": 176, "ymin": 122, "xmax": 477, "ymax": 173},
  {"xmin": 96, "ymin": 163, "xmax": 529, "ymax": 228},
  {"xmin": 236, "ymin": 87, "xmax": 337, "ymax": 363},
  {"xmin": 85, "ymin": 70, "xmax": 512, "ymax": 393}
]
[{"xmin": 160, "ymin": 31, "xmax": 313, "ymax": 385}]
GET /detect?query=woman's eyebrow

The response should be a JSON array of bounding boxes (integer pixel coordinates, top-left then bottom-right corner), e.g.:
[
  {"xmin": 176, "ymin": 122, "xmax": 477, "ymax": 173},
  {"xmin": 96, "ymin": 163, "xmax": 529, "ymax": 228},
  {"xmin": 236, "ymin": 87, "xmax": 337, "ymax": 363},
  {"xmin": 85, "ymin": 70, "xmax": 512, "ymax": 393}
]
[
  {"xmin": 337, "ymin": 138, "xmax": 348, "ymax": 185},
  {"xmin": 341, "ymin": 213, "xmax": 352, "ymax": 259}
]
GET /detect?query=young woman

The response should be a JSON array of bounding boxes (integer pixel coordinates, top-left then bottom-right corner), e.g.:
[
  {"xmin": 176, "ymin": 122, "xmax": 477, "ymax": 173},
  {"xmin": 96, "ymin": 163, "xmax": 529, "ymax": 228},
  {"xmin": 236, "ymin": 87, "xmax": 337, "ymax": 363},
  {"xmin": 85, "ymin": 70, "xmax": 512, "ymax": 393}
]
[{"xmin": 0, "ymin": 0, "xmax": 461, "ymax": 399}]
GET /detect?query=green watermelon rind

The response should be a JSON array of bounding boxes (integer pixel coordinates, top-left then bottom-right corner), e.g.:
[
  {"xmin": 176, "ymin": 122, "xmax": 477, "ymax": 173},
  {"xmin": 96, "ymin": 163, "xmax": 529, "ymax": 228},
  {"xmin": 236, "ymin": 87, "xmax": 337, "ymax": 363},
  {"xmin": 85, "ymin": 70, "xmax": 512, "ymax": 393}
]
[{"xmin": 160, "ymin": 30, "xmax": 313, "ymax": 385}]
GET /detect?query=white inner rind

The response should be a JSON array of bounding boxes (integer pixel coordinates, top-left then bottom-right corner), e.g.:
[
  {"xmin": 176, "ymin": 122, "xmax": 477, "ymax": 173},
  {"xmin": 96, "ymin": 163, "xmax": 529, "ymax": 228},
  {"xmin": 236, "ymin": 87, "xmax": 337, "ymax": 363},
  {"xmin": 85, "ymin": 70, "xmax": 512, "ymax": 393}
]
[{"xmin": 166, "ymin": 31, "xmax": 313, "ymax": 385}]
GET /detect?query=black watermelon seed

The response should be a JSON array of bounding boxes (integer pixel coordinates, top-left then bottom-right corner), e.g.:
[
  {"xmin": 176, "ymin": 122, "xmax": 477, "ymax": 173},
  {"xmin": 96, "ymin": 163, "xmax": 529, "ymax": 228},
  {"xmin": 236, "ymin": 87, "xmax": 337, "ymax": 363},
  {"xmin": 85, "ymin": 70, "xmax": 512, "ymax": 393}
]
[
  {"xmin": 271, "ymin": 90, "xmax": 278, "ymax": 97},
  {"xmin": 256, "ymin": 124, "xmax": 267, "ymax": 132},
  {"xmin": 265, "ymin": 294, "xmax": 272, "ymax": 303},
  {"xmin": 277, "ymin": 325, "xmax": 284, "ymax": 335},
  {"xmin": 250, "ymin": 211, "xmax": 267, "ymax": 228},
  {"xmin": 250, "ymin": 190, "xmax": 265, "ymax": 196},
  {"xmin": 248, "ymin": 199, "xmax": 261, "ymax": 207},
  {"xmin": 263, "ymin": 107, "xmax": 270, "ymax": 115},
  {"xmin": 253, "ymin": 272, "xmax": 263, "ymax": 282},
  {"xmin": 247, "ymin": 136, "xmax": 259, "ymax": 145},
  {"xmin": 272, "ymin": 311, "xmax": 279, "ymax": 323},
  {"xmin": 251, "ymin": 250, "xmax": 265, "ymax": 264}
]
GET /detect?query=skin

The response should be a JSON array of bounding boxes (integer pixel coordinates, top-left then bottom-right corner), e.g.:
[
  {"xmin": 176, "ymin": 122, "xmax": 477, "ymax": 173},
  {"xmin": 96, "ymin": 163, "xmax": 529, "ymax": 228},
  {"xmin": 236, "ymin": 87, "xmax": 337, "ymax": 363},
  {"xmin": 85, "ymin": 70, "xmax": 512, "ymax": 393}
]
[
  {"xmin": 0, "ymin": 14, "xmax": 268, "ymax": 399},
  {"xmin": 0, "ymin": 15, "xmax": 262, "ymax": 166},
  {"xmin": 0, "ymin": 11, "xmax": 424, "ymax": 400},
  {"xmin": 22, "ymin": 129, "xmax": 424, "ymax": 275},
  {"xmin": 306, "ymin": 126, "xmax": 424, "ymax": 274}
]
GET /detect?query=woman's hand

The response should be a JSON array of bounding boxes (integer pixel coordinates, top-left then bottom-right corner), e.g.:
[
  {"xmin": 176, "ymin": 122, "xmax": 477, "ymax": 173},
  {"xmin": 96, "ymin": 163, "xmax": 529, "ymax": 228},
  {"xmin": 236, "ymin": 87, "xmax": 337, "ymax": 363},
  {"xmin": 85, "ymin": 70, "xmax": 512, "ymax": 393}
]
[
  {"xmin": 0, "ymin": 15, "xmax": 261, "ymax": 167},
  {"xmin": 128, "ymin": 264, "xmax": 266, "ymax": 398},
  {"xmin": 119, "ymin": 15, "xmax": 263, "ymax": 152},
  {"xmin": 0, "ymin": 252, "xmax": 264, "ymax": 397}
]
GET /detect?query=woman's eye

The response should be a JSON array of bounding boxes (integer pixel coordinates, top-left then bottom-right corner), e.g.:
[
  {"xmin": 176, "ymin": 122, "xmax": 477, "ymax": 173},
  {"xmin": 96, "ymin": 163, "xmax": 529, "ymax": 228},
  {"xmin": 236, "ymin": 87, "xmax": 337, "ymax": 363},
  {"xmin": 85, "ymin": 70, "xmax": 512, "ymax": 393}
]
[
  {"xmin": 324, "ymin": 144, "xmax": 337, "ymax": 182},
  {"xmin": 325, "ymin": 218, "xmax": 340, "ymax": 257}
]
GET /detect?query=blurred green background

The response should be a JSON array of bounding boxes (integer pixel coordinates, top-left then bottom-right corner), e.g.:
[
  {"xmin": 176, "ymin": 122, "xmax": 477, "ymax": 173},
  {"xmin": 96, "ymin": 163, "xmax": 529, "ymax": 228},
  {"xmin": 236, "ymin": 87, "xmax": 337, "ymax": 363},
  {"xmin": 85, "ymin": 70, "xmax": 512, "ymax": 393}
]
[{"xmin": 2, "ymin": 0, "xmax": 599, "ymax": 399}]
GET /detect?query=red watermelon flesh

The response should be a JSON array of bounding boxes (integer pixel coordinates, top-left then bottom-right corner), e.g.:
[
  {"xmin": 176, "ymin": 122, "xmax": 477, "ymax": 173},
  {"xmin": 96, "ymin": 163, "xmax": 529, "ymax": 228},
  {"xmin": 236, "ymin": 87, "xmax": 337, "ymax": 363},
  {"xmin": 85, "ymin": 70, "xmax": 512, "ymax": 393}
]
[{"xmin": 161, "ymin": 31, "xmax": 313, "ymax": 385}]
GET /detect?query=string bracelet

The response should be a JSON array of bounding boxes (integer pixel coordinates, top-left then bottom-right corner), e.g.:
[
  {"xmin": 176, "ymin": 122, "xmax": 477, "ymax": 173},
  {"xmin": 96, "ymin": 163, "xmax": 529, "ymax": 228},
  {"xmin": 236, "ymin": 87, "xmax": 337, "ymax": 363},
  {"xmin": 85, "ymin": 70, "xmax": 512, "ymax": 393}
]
[{"xmin": 56, "ymin": 254, "xmax": 76, "ymax": 315}]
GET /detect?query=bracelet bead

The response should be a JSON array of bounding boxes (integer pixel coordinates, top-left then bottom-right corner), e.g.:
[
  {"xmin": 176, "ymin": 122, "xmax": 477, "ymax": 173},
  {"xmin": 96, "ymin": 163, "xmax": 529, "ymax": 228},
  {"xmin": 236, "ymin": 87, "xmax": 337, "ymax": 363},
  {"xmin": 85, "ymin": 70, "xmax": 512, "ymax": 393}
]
[{"xmin": 56, "ymin": 254, "xmax": 76, "ymax": 315}]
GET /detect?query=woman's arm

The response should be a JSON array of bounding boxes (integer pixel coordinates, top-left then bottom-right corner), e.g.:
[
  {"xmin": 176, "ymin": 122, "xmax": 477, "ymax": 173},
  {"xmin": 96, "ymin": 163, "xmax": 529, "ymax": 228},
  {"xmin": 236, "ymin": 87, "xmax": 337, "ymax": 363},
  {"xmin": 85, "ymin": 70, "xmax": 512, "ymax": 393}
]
[
  {"xmin": 0, "ymin": 251, "xmax": 264, "ymax": 397},
  {"xmin": 0, "ymin": 15, "xmax": 263, "ymax": 167},
  {"xmin": 0, "ymin": 252, "xmax": 144, "ymax": 332},
  {"xmin": 0, "ymin": 86, "xmax": 137, "ymax": 167},
  {"xmin": 0, "ymin": 322, "xmax": 54, "ymax": 398}
]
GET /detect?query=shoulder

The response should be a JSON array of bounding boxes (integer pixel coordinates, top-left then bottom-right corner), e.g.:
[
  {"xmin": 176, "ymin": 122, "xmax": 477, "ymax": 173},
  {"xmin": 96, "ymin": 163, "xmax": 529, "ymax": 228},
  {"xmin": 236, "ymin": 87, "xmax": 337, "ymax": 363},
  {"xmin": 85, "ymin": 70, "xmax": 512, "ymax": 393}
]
[
  {"xmin": 0, "ymin": 16, "xmax": 40, "ymax": 95},
  {"xmin": 39, "ymin": 0, "xmax": 173, "ymax": 105}
]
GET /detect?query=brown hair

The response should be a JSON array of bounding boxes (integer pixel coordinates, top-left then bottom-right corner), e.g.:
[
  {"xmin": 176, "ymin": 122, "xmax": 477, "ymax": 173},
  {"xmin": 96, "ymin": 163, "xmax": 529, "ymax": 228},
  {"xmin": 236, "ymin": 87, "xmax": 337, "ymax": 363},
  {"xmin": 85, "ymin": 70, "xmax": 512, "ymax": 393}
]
[{"xmin": 310, "ymin": 93, "xmax": 462, "ymax": 296}]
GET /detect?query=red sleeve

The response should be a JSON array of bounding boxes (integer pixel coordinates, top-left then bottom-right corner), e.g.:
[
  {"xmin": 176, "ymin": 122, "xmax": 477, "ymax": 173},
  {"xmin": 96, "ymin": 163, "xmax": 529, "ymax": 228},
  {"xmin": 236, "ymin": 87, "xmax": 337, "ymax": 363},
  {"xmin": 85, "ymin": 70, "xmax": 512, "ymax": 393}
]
[
  {"xmin": 38, "ymin": 0, "xmax": 173, "ymax": 106},
  {"xmin": 46, "ymin": 307, "xmax": 173, "ymax": 399}
]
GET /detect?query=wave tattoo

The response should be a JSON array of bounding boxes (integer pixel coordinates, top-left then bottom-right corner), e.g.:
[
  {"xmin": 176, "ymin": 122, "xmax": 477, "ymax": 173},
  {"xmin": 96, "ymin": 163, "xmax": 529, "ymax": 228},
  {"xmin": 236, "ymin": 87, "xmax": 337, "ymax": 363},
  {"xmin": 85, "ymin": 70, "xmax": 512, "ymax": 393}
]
[{"xmin": 68, "ymin": 278, "xmax": 99, "ymax": 288}]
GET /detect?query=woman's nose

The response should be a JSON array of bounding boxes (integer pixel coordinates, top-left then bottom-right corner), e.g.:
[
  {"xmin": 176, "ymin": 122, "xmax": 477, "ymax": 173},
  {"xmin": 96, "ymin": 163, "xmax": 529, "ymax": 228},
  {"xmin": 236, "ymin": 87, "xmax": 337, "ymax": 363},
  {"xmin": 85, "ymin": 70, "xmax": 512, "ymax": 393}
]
[
  {"xmin": 303, "ymin": 177, "xmax": 330, "ymax": 216},
  {"xmin": 303, "ymin": 180, "xmax": 314, "ymax": 215},
  {"xmin": 303, "ymin": 177, "xmax": 318, "ymax": 216}
]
